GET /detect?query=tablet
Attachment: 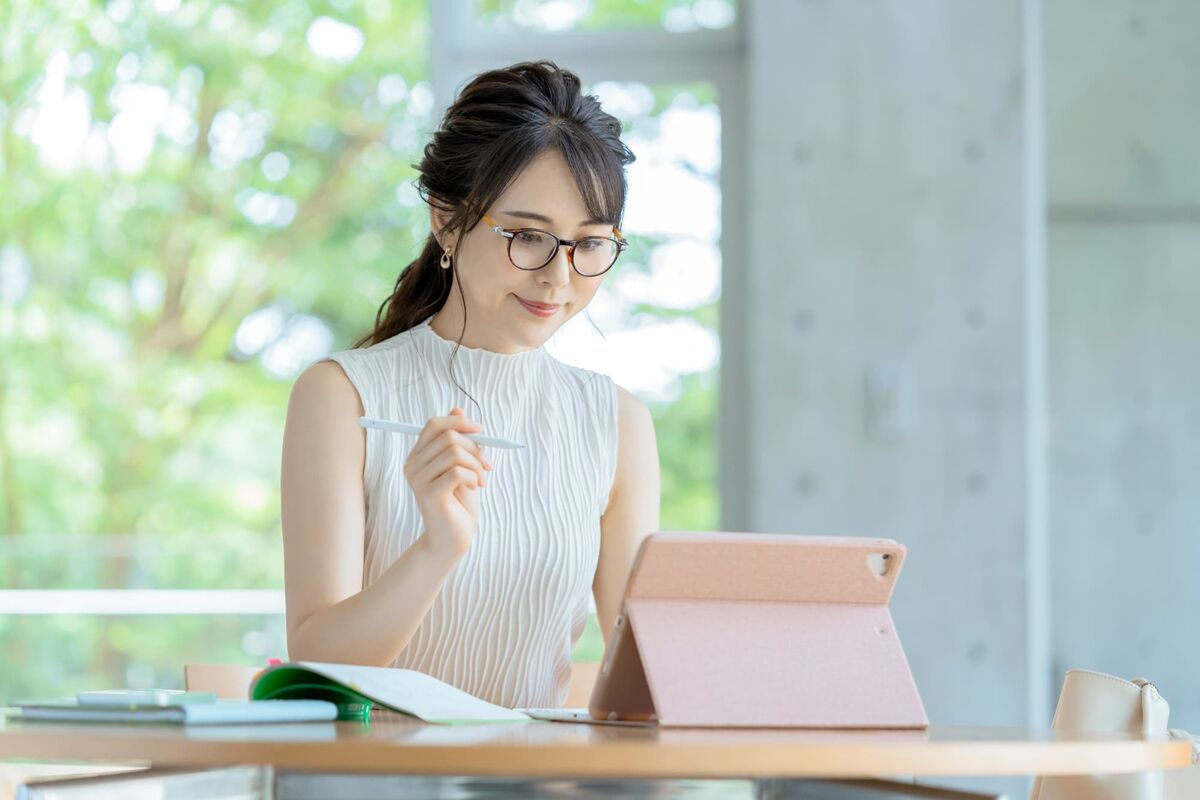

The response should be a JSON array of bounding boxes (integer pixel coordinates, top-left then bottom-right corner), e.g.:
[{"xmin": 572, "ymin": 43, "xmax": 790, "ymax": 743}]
[
  {"xmin": 587, "ymin": 531, "xmax": 927, "ymax": 729},
  {"xmin": 520, "ymin": 707, "xmax": 655, "ymax": 727}
]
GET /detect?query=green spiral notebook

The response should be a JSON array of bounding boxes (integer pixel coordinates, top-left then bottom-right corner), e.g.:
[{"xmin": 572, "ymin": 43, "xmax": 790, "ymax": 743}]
[{"xmin": 249, "ymin": 662, "xmax": 536, "ymax": 725}]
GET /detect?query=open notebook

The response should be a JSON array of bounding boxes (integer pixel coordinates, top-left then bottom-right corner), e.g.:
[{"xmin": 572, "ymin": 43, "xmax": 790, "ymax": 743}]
[{"xmin": 250, "ymin": 661, "xmax": 547, "ymax": 725}]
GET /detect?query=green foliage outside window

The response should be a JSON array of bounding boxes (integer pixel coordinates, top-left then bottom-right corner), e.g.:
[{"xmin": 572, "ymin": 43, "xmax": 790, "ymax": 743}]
[{"xmin": 0, "ymin": 0, "xmax": 719, "ymax": 702}]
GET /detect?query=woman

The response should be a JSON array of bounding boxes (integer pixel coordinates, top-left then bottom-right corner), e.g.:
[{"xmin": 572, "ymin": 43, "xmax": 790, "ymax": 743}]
[{"xmin": 279, "ymin": 60, "xmax": 661, "ymax": 709}]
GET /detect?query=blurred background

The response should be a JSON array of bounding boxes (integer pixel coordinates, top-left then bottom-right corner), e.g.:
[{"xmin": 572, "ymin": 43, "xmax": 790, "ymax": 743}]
[{"xmin": 0, "ymin": 1, "xmax": 1196, "ymax": 792}]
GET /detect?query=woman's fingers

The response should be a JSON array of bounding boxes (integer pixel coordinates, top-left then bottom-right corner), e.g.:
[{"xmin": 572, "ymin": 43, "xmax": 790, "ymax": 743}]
[
  {"xmin": 415, "ymin": 442, "xmax": 489, "ymax": 490},
  {"xmin": 406, "ymin": 408, "xmax": 488, "ymax": 469},
  {"xmin": 448, "ymin": 409, "xmax": 494, "ymax": 469},
  {"xmin": 406, "ymin": 428, "xmax": 491, "ymax": 479},
  {"xmin": 431, "ymin": 465, "xmax": 480, "ymax": 497},
  {"xmin": 410, "ymin": 408, "xmax": 481, "ymax": 457}
]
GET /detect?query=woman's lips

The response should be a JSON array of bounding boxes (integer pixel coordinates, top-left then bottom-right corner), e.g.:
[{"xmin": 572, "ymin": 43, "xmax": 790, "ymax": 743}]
[{"xmin": 516, "ymin": 296, "xmax": 560, "ymax": 318}]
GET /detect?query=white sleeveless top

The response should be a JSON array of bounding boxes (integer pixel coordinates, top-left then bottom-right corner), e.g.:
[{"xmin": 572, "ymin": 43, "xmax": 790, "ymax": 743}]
[{"xmin": 322, "ymin": 315, "xmax": 619, "ymax": 709}]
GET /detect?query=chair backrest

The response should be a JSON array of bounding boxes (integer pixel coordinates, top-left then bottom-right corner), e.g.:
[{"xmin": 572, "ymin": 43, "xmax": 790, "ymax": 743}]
[
  {"xmin": 1030, "ymin": 669, "xmax": 1188, "ymax": 800},
  {"xmin": 183, "ymin": 664, "xmax": 263, "ymax": 700}
]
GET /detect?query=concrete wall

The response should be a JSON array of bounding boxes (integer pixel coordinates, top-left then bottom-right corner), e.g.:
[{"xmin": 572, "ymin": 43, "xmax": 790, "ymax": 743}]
[
  {"xmin": 744, "ymin": 1, "xmax": 1199, "ymax": 792},
  {"xmin": 1046, "ymin": 0, "xmax": 1200, "ymax": 728},
  {"xmin": 745, "ymin": 0, "xmax": 1047, "ymax": 731}
]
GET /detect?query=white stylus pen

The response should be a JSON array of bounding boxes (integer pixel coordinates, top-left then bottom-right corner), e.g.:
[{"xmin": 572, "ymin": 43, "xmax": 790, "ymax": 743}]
[{"xmin": 358, "ymin": 417, "xmax": 525, "ymax": 450}]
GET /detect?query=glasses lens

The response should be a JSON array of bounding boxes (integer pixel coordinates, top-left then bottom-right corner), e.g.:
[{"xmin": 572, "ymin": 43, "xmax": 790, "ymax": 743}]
[
  {"xmin": 573, "ymin": 238, "xmax": 619, "ymax": 276},
  {"xmin": 509, "ymin": 230, "xmax": 557, "ymax": 269}
]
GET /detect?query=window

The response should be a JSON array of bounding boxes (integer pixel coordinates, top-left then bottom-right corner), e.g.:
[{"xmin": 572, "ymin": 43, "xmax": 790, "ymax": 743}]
[
  {"xmin": 547, "ymin": 80, "xmax": 722, "ymax": 531},
  {"xmin": 433, "ymin": 0, "xmax": 743, "ymax": 657},
  {"xmin": 0, "ymin": 0, "xmax": 432, "ymax": 701},
  {"xmin": 1, "ymin": 0, "xmax": 743, "ymax": 698}
]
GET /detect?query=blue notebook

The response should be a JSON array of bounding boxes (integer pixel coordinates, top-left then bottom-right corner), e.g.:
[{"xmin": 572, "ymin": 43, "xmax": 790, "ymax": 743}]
[{"xmin": 10, "ymin": 698, "xmax": 338, "ymax": 725}]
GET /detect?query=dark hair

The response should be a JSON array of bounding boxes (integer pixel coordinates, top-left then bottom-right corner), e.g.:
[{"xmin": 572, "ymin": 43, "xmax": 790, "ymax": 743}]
[{"xmin": 352, "ymin": 60, "xmax": 635, "ymax": 351}]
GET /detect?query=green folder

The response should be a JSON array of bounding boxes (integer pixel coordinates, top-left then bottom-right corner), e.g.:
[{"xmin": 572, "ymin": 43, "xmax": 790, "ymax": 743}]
[
  {"xmin": 251, "ymin": 668, "xmax": 373, "ymax": 721},
  {"xmin": 249, "ymin": 661, "xmax": 536, "ymax": 725}
]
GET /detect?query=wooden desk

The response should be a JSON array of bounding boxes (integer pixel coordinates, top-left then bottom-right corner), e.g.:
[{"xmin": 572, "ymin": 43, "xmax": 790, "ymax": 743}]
[{"xmin": 0, "ymin": 713, "xmax": 1190, "ymax": 780}]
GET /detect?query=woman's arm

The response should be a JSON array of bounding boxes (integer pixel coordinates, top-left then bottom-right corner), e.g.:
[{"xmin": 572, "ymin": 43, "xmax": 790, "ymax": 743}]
[
  {"xmin": 592, "ymin": 385, "xmax": 661, "ymax": 649},
  {"xmin": 280, "ymin": 360, "xmax": 466, "ymax": 665}
]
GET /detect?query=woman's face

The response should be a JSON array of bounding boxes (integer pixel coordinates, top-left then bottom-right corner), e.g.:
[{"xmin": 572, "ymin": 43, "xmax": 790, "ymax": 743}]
[{"xmin": 431, "ymin": 149, "xmax": 617, "ymax": 353}]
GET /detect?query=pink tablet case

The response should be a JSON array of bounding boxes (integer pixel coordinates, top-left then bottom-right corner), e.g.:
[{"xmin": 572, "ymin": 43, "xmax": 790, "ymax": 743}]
[{"xmin": 588, "ymin": 531, "xmax": 928, "ymax": 729}]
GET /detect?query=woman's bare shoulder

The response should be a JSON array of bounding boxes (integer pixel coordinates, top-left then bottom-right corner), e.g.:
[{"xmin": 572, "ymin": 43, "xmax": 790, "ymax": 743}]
[
  {"xmin": 289, "ymin": 359, "xmax": 363, "ymax": 414},
  {"xmin": 610, "ymin": 383, "xmax": 657, "ymax": 496},
  {"xmin": 614, "ymin": 383, "xmax": 652, "ymax": 430}
]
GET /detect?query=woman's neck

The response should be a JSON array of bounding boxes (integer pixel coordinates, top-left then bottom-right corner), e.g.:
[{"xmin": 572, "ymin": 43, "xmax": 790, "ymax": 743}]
[{"xmin": 428, "ymin": 308, "xmax": 536, "ymax": 355}]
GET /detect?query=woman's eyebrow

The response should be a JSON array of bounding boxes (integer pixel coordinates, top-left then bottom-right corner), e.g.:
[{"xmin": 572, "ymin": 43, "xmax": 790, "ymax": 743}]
[{"xmin": 499, "ymin": 209, "xmax": 609, "ymax": 227}]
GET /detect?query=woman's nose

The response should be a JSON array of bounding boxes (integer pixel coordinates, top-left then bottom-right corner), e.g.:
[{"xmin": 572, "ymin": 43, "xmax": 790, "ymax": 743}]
[{"xmin": 539, "ymin": 246, "xmax": 572, "ymax": 286}]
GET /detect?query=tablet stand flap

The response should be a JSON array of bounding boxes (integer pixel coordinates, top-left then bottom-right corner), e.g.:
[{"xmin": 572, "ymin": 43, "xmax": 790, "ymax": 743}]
[
  {"xmin": 625, "ymin": 532, "xmax": 907, "ymax": 605},
  {"xmin": 625, "ymin": 597, "xmax": 928, "ymax": 729}
]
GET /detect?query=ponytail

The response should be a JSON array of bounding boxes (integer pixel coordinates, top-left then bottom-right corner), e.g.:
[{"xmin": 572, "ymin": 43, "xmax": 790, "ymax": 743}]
[{"xmin": 352, "ymin": 235, "xmax": 451, "ymax": 348}]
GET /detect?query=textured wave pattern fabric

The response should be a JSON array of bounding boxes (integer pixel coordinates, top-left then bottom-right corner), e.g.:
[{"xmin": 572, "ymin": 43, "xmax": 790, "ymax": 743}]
[{"xmin": 322, "ymin": 316, "xmax": 619, "ymax": 709}]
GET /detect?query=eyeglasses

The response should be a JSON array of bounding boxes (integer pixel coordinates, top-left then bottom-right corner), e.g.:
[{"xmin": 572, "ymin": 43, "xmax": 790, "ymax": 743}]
[{"xmin": 481, "ymin": 213, "xmax": 628, "ymax": 277}]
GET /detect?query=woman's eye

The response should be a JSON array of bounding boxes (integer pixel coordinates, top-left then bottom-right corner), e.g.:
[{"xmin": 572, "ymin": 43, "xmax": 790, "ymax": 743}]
[
  {"xmin": 516, "ymin": 231, "xmax": 544, "ymax": 245},
  {"xmin": 578, "ymin": 238, "xmax": 602, "ymax": 252}
]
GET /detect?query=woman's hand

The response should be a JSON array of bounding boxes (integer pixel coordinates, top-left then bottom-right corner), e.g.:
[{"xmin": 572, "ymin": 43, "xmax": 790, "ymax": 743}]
[{"xmin": 403, "ymin": 407, "xmax": 493, "ymax": 559}]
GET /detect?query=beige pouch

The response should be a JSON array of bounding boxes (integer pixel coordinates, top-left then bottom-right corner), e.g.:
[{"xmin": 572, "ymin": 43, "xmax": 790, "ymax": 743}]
[{"xmin": 1031, "ymin": 668, "xmax": 1200, "ymax": 800}]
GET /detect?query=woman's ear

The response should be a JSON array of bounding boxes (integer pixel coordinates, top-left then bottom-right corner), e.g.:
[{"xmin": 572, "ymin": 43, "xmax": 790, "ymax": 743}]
[{"xmin": 428, "ymin": 202, "xmax": 456, "ymax": 251}]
